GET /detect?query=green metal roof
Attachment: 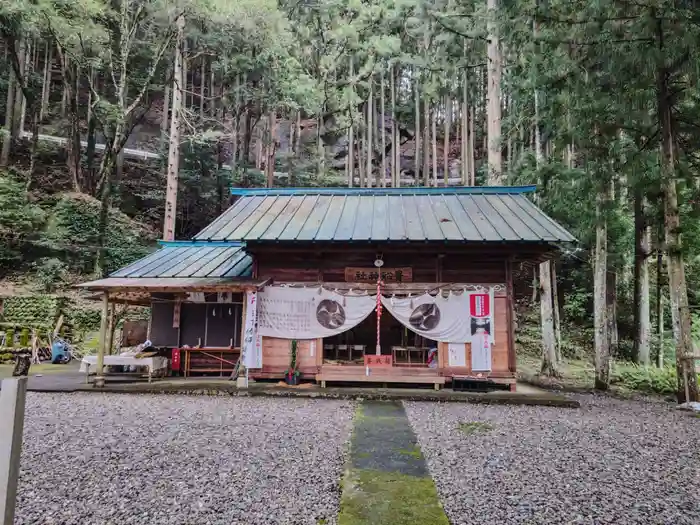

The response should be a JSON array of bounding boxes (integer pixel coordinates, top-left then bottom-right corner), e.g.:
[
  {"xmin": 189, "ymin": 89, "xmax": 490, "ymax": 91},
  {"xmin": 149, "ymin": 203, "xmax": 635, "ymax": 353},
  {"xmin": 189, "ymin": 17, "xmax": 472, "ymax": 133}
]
[
  {"xmin": 228, "ymin": 185, "xmax": 538, "ymax": 196},
  {"xmin": 196, "ymin": 188, "xmax": 575, "ymax": 243},
  {"xmin": 110, "ymin": 243, "xmax": 252, "ymax": 278}
]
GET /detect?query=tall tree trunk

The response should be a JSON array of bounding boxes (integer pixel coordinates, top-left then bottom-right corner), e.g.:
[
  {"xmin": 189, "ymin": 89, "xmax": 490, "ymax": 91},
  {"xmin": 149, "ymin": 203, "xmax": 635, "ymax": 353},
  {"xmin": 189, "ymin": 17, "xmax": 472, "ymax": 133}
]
[
  {"xmin": 461, "ymin": 41, "xmax": 469, "ymax": 185},
  {"xmin": 657, "ymin": 41, "xmax": 698, "ymax": 402},
  {"xmin": 607, "ymin": 269, "xmax": 618, "ymax": 357},
  {"xmin": 40, "ymin": 43, "xmax": 51, "ymax": 123},
  {"xmin": 289, "ymin": 112, "xmax": 297, "ymax": 182},
  {"xmin": 115, "ymin": 149, "xmax": 124, "ymax": 188},
  {"xmin": 256, "ymin": 118, "xmax": 264, "ymax": 171},
  {"xmin": 423, "ymin": 98, "xmax": 430, "ymax": 186},
  {"xmin": 634, "ymin": 189, "xmax": 651, "ymax": 364},
  {"xmin": 534, "ymin": 77, "xmax": 557, "ymax": 375},
  {"xmin": 182, "ymin": 39, "xmax": 189, "ymax": 110},
  {"xmin": 11, "ymin": 38, "xmax": 27, "ymax": 140},
  {"xmin": 27, "ymin": 106, "xmax": 40, "ymax": 181},
  {"xmin": 486, "ymin": 0, "xmax": 502, "ymax": 184},
  {"xmin": 163, "ymin": 13, "xmax": 185, "ymax": 242},
  {"xmin": 231, "ymin": 74, "xmax": 241, "ymax": 172},
  {"xmin": 656, "ymin": 244, "xmax": 664, "ymax": 368},
  {"xmin": 431, "ymin": 108, "xmax": 438, "ymax": 186},
  {"xmin": 199, "ymin": 57, "xmax": 206, "ymax": 117},
  {"xmin": 1, "ymin": 65, "xmax": 16, "ymax": 166},
  {"xmin": 532, "ymin": 42, "xmax": 559, "ymax": 373},
  {"xmin": 266, "ymin": 109, "xmax": 276, "ymax": 188},
  {"xmin": 358, "ymin": 109, "xmax": 365, "ymax": 187},
  {"xmin": 551, "ymin": 260, "xmax": 562, "ymax": 362},
  {"xmin": 294, "ymin": 111, "xmax": 301, "ymax": 159},
  {"xmin": 414, "ymin": 70, "xmax": 420, "ymax": 184},
  {"xmin": 66, "ymin": 63, "xmax": 82, "ymax": 191},
  {"xmin": 460, "ymin": 101, "xmax": 466, "ymax": 185},
  {"xmin": 60, "ymin": 54, "xmax": 68, "ymax": 118},
  {"xmin": 348, "ymin": 59, "xmax": 355, "ymax": 188},
  {"xmin": 390, "ymin": 63, "xmax": 398, "ymax": 187},
  {"xmin": 86, "ymin": 69, "xmax": 98, "ymax": 193},
  {"xmin": 373, "ymin": 78, "xmax": 381, "ymax": 188},
  {"xmin": 540, "ymin": 260, "xmax": 558, "ymax": 376},
  {"xmin": 94, "ymin": 150, "xmax": 115, "ymax": 277},
  {"xmin": 316, "ymin": 113, "xmax": 325, "ymax": 179},
  {"xmin": 367, "ymin": 79, "xmax": 373, "ymax": 187},
  {"xmin": 380, "ymin": 69, "xmax": 387, "ymax": 188},
  {"xmin": 160, "ymin": 65, "xmax": 171, "ymax": 152},
  {"xmin": 210, "ymin": 60, "xmax": 216, "ymax": 119},
  {"xmin": 469, "ymin": 104, "xmax": 475, "ymax": 185},
  {"xmin": 18, "ymin": 41, "xmax": 30, "ymax": 135},
  {"xmin": 594, "ymin": 180, "xmax": 611, "ymax": 390},
  {"xmin": 443, "ymin": 95, "xmax": 450, "ymax": 186},
  {"xmin": 347, "ymin": 115, "xmax": 354, "ymax": 187}
]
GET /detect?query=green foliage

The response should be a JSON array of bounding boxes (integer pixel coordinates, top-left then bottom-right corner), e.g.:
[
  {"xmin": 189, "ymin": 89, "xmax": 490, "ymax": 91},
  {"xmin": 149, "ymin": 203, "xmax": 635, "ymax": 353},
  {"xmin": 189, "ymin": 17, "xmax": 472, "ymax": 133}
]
[
  {"xmin": 286, "ymin": 339, "xmax": 301, "ymax": 378},
  {"xmin": 41, "ymin": 194, "xmax": 155, "ymax": 274},
  {"xmin": 0, "ymin": 172, "xmax": 45, "ymax": 272},
  {"xmin": 0, "ymin": 295, "xmax": 63, "ymax": 330},
  {"xmin": 33, "ymin": 258, "xmax": 68, "ymax": 293},
  {"xmin": 612, "ymin": 365, "xmax": 679, "ymax": 396},
  {"xmin": 0, "ymin": 353, "xmax": 13, "ymax": 363},
  {"xmin": 65, "ymin": 307, "xmax": 102, "ymax": 334}
]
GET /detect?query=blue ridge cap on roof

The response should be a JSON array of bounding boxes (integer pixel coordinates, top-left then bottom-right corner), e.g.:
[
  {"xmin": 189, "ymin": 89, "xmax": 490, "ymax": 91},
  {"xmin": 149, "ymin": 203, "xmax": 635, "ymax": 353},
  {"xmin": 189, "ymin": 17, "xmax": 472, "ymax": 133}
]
[
  {"xmin": 228, "ymin": 185, "xmax": 537, "ymax": 197},
  {"xmin": 157, "ymin": 240, "xmax": 245, "ymax": 247}
]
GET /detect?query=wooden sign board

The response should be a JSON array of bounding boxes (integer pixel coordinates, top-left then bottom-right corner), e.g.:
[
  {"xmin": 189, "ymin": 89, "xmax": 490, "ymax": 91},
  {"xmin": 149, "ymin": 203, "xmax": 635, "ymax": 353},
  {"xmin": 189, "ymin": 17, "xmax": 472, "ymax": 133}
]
[
  {"xmin": 345, "ymin": 267, "xmax": 413, "ymax": 283},
  {"xmin": 364, "ymin": 355, "xmax": 392, "ymax": 367}
]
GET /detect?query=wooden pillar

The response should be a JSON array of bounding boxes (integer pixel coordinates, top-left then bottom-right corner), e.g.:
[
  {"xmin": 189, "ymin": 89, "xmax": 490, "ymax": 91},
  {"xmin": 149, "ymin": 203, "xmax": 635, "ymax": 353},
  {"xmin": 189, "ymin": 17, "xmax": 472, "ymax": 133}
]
[
  {"xmin": 505, "ymin": 259, "xmax": 516, "ymax": 374},
  {"xmin": 236, "ymin": 292, "xmax": 248, "ymax": 387},
  {"xmin": 0, "ymin": 377, "xmax": 27, "ymax": 525},
  {"xmin": 95, "ymin": 292, "xmax": 109, "ymax": 387},
  {"xmin": 105, "ymin": 303, "xmax": 115, "ymax": 356}
]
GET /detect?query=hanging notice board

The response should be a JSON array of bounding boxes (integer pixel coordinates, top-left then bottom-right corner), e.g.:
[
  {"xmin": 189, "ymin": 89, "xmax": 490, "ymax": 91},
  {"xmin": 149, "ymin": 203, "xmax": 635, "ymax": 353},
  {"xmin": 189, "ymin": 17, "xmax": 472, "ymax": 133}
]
[{"xmin": 345, "ymin": 267, "xmax": 412, "ymax": 283}]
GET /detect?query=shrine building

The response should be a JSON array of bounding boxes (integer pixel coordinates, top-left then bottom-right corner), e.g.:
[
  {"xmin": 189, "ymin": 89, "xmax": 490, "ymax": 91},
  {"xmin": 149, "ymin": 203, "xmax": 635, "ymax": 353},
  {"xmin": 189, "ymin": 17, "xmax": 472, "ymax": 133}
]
[{"xmin": 78, "ymin": 185, "xmax": 574, "ymax": 390}]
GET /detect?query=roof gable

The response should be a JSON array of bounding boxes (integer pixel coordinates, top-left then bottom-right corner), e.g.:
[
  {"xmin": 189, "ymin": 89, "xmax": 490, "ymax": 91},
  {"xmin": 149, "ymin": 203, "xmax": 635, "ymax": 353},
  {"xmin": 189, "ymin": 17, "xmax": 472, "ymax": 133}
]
[{"xmin": 196, "ymin": 186, "xmax": 575, "ymax": 244}]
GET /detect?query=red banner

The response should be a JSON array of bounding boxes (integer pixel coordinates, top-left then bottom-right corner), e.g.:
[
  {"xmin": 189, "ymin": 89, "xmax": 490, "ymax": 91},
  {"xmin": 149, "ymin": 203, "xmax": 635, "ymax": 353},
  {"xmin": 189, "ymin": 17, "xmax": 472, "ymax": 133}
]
[
  {"xmin": 469, "ymin": 293, "xmax": 490, "ymax": 318},
  {"xmin": 364, "ymin": 355, "xmax": 392, "ymax": 367}
]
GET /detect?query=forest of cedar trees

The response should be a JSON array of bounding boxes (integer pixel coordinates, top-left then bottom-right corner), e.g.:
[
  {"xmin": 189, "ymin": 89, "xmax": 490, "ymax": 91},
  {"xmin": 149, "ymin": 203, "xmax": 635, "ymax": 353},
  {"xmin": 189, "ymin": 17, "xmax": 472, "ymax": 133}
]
[{"xmin": 1, "ymin": 0, "xmax": 699, "ymax": 401}]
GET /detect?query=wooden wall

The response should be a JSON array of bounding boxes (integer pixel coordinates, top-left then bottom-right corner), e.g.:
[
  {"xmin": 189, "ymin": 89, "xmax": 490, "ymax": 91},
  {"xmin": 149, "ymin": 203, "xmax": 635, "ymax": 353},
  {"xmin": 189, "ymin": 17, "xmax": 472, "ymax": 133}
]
[
  {"xmin": 248, "ymin": 244, "xmax": 516, "ymax": 382},
  {"xmin": 146, "ymin": 244, "xmax": 518, "ymax": 383},
  {"xmin": 437, "ymin": 293, "xmax": 514, "ymax": 381},
  {"xmin": 251, "ymin": 282, "xmax": 515, "ymax": 382},
  {"xmin": 252, "ymin": 337, "xmax": 322, "ymax": 378},
  {"xmin": 252, "ymin": 245, "xmax": 510, "ymax": 284}
]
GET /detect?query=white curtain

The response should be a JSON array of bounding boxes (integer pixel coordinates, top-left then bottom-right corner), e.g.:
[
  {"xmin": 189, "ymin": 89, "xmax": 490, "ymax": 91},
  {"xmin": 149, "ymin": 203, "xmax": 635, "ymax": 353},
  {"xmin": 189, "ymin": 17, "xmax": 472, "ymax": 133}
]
[
  {"xmin": 471, "ymin": 331, "xmax": 492, "ymax": 371},
  {"xmin": 257, "ymin": 286, "xmax": 376, "ymax": 339},
  {"xmin": 380, "ymin": 292, "xmax": 472, "ymax": 343},
  {"xmin": 242, "ymin": 291, "xmax": 262, "ymax": 368}
]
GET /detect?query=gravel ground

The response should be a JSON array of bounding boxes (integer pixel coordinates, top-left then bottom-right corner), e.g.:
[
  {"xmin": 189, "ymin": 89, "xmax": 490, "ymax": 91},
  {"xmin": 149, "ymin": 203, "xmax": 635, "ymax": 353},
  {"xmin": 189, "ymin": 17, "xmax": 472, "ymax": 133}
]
[
  {"xmin": 16, "ymin": 393, "xmax": 354, "ymax": 525},
  {"xmin": 405, "ymin": 395, "xmax": 700, "ymax": 525}
]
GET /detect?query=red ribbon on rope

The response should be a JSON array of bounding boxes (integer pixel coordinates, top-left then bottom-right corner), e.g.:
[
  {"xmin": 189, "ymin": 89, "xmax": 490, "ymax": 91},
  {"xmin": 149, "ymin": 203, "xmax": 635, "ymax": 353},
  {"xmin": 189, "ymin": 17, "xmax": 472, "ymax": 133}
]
[{"xmin": 376, "ymin": 279, "xmax": 383, "ymax": 355}]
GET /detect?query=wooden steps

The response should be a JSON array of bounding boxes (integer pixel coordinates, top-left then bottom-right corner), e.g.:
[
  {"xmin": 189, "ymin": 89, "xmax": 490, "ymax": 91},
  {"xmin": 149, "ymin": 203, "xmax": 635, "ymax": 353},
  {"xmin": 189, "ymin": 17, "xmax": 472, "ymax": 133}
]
[
  {"xmin": 320, "ymin": 364, "xmax": 438, "ymax": 376},
  {"xmin": 316, "ymin": 365, "xmax": 445, "ymax": 390}
]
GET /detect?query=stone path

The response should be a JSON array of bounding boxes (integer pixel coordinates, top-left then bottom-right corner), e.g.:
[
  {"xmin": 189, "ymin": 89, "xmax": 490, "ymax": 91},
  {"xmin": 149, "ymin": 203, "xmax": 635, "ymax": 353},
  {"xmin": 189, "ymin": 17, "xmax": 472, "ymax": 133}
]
[{"xmin": 337, "ymin": 400, "xmax": 449, "ymax": 525}]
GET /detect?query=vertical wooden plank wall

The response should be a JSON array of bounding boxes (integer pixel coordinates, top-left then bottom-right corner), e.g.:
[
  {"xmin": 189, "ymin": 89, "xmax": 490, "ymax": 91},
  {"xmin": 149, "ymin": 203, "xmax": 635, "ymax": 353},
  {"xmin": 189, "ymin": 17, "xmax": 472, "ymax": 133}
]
[
  {"xmin": 437, "ymin": 291, "xmax": 513, "ymax": 381},
  {"xmin": 253, "ymin": 337, "xmax": 323, "ymax": 378}
]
